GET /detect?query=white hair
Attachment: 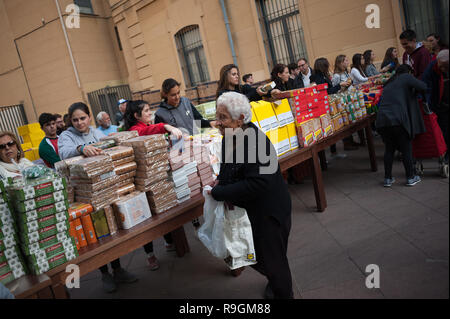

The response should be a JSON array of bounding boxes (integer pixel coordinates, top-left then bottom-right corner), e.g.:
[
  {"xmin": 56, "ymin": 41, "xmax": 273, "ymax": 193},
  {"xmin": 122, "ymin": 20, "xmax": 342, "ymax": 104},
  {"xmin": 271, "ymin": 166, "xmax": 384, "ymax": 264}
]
[
  {"xmin": 216, "ymin": 91, "xmax": 252, "ymax": 124},
  {"xmin": 437, "ymin": 49, "xmax": 449, "ymax": 63},
  {"xmin": 96, "ymin": 111, "xmax": 107, "ymax": 123}
]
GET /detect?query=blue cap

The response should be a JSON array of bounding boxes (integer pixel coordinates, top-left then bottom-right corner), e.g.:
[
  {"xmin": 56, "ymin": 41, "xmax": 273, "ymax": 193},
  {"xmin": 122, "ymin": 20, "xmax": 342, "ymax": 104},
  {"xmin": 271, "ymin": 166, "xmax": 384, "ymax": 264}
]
[{"xmin": 118, "ymin": 98, "xmax": 127, "ymax": 105}]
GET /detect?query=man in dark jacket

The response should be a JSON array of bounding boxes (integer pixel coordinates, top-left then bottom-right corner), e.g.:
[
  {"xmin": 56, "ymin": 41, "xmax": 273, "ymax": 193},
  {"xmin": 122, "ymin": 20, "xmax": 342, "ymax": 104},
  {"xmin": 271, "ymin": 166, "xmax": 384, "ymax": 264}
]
[
  {"xmin": 294, "ymin": 58, "xmax": 315, "ymax": 88},
  {"xmin": 400, "ymin": 29, "xmax": 432, "ymax": 78},
  {"xmin": 211, "ymin": 91, "xmax": 293, "ymax": 299},
  {"xmin": 422, "ymin": 49, "xmax": 449, "ymax": 161}
]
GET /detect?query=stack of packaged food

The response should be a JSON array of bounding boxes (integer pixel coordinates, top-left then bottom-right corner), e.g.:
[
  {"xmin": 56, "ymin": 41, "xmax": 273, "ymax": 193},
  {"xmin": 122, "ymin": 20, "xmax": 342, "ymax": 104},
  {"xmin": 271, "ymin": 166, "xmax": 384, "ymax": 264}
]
[
  {"xmin": 122, "ymin": 135, "xmax": 178, "ymax": 214},
  {"xmin": 5, "ymin": 167, "xmax": 78, "ymax": 276},
  {"xmin": 328, "ymin": 88, "xmax": 368, "ymax": 132},
  {"xmin": 68, "ymin": 155, "xmax": 119, "ymax": 212},
  {"xmin": 102, "ymin": 146, "xmax": 137, "ymax": 197},
  {"xmin": 113, "ymin": 191, "xmax": 152, "ymax": 230},
  {"xmin": 0, "ymin": 179, "xmax": 27, "ymax": 285},
  {"xmin": 100, "ymin": 131, "xmax": 139, "ymax": 145}
]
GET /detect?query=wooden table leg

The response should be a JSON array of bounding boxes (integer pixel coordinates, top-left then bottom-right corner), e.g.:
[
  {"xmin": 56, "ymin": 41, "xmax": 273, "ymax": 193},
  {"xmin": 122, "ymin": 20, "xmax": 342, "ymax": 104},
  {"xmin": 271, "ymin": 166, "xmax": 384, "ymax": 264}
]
[
  {"xmin": 318, "ymin": 150, "xmax": 328, "ymax": 171},
  {"xmin": 311, "ymin": 150, "xmax": 327, "ymax": 212},
  {"xmin": 172, "ymin": 226, "xmax": 190, "ymax": 257},
  {"xmin": 51, "ymin": 283, "xmax": 70, "ymax": 299},
  {"xmin": 365, "ymin": 122, "xmax": 378, "ymax": 172}
]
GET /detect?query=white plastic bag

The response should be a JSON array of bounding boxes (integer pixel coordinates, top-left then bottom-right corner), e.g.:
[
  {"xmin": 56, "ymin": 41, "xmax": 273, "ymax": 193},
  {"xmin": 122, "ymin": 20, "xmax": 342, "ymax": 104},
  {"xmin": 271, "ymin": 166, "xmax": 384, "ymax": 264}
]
[
  {"xmin": 199, "ymin": 186, "xmax": 257, "ymax": 269},
  {"xmin": 223, "ymin": 205, "xmax": 257, "ymax": 270},
  {"xmin": 198, "ymin": 186, "xmax": 227, "ymax": 259}
]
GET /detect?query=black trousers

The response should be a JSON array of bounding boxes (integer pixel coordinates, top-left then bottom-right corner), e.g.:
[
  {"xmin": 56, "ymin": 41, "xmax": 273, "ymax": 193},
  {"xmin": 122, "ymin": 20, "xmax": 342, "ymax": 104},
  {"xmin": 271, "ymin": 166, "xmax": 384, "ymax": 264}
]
[
  {"xmin": 436, "ymin": 108, "xmax": 449, "ymax": 161},
  {"xmin": 99, "ymin": 258, "xmax": 121, "ymax": 274},
  {"xmin": 143, "ymin": 233, "xmax": 174, "ymax": 254},
  {"xmin": 379, "ymin": 125, "xmax": 415, "ymax": 179},
  {"xmin": 250, "ymin": 214, "xmax": 293, "ymax": 299}
]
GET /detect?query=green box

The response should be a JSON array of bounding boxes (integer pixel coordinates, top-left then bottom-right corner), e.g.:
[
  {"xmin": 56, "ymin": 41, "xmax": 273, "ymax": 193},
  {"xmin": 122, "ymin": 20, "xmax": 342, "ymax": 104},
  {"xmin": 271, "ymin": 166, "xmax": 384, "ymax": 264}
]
[
  {"xmin": 0, "ymin": 246, "xmax": 21, "ymax": 263},
  {"xmin": 0, "ymin": 255, "xmax": 26, "ymax": 277},
  {"xmin": 0, "ymin": 223, "xmax": 17, "ymax": 241},
  {"xmin": 21, "ymin": 231, "xmax": 71, "ymax": 255},
  {"xmin": 30, "ymin": 248, "xmax": 79, "ymax": 275},
  {"xmin": 20, "ymin": 220, "xmax": 70, "ymax": 245},
  {"xmin": 0, "ymin": 211, "xmax": 14, "ymax": 228},
  {"xmin": 0, "ymin": 234, "xmax": 19, "ymax": 252},
  {"xmin": 18, "ymin": 200, "xmax": 69, "ymax": 224},
  {"xmin": 19, "ymin": 211, "xmax": 69, "ymax": 234},
  {"xmin": 14, "ymin": 190, "xmax": 68, "ymax": 213},
  {"xmin": 27, "ymin": 237, "xmax": 76, "ymax": 264},
  {"xmin": 0, "ymin": 202, "xmax": 13, "ymax": 219},
  {"xmin": 10, "ymin": 177, "xmax": 67, "ymax": 201}
]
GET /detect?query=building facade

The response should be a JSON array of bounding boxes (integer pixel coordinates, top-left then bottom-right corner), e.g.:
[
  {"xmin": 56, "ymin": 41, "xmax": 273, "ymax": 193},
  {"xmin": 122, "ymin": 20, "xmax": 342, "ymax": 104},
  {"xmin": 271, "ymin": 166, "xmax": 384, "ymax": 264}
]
[{"xmin": 1, "ymin": 0, "xmax": 448, "ymax": 124}]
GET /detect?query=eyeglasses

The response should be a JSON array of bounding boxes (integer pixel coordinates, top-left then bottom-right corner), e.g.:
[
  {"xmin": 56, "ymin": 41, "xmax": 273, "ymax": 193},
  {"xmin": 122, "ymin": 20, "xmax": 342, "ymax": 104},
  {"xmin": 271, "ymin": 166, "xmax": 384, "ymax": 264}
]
[
  {"xmin": 0, "ymin": 141, "xmax": 16, "ymax": 150},
  {"xmin": 298, "ymin": 64, "xmax": 307, "ymax": 67}
]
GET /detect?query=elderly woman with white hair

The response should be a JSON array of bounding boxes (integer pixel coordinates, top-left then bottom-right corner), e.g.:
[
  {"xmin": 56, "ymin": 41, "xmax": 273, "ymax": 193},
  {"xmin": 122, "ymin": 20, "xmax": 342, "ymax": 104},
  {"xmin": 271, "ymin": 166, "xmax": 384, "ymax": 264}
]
[
  {"xmin": 95, "ymin": 111, "xmax": 118, "ymax": 136},
  {"xmin": 210, "ymin": 91, "xmax": 293, "ymax": 299}
]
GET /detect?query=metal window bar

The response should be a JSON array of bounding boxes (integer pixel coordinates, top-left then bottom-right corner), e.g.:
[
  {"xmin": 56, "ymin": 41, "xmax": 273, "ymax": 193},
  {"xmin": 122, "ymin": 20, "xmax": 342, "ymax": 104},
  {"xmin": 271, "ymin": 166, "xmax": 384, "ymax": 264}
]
[
  {"xmin": 87, "ymin": 85, "xmax": 132, "ymax": 125},
  {"xmin": 257, "ymin": 0, "xmax": 308, "ymax": 70},
  {"xmin": 0, "ymin": 104, "xmax": 28, "ymax": 143},
  {"xmin": 402, "ymin": 0, "xmax": 449, "ymax": 44},
  {"xmin": 175, "ymin": 25, "xmax": 210, "ymax": 87}
]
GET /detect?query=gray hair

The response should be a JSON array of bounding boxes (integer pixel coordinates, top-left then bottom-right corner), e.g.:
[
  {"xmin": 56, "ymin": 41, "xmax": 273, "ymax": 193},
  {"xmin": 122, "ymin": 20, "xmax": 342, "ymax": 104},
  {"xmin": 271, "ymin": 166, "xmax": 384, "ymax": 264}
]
[
  {"xmin": 437, "ymin": 49, "xmax": 449, "ymax": 63},
  {"xmin": 216, "ymin": 91, "xmax": 252, "ymax": 124},
  {"xmin": 96, "ymin": 111, "xmax": 107, "ymax": 123}
]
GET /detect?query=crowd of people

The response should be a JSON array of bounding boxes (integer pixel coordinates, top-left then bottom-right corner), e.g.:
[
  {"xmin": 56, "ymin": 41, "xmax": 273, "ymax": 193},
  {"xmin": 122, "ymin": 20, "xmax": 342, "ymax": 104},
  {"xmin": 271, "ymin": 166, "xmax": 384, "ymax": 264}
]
[{"xmin": 0, "ymin": 27, "xmax": 448, "ymax": 299}]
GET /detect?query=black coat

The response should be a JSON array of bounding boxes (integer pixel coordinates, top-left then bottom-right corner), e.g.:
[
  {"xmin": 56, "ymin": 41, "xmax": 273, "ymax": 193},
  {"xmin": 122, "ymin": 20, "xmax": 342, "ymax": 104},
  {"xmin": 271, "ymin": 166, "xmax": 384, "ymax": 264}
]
[
  {"xmin": 211, "ymin": 122, "xmax": 291, "ymax": 233},
  {"xmin": 376, "ymin": 73, "xmax": 427, "ymax": 139},
  {"xmin": 294, "ymin": 67, "xmax": 314, "ymax": 88},
  {"xmin": 310, "ymin": 72, "xmax": 341, "ymax": 94},
  {"xmin": 216, "ymin": 86, "xmax": 261, "ymax": 102}
]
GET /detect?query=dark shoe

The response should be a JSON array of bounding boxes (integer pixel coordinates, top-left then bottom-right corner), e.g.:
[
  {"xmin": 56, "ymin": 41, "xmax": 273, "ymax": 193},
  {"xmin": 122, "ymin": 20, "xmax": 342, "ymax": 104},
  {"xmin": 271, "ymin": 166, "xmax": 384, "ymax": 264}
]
[
  {"xmin": 406, "ymin": 175, "xmax": 421, "ymax": 187},
  {"xmin": 230, "ymin": 267, "xmax": 245, "ymax": 277},
  {"xmin": 383, "ymin": 177, "xmax": 395, "ymax": 187},
  {"xmin": 101, "ymin": 273, "xmax": 117, "ymax": 293},
  {"xmin": 147, "ymin": 255, "xmax": 160, "ymax": 271},
  {"xmin": 113, "ymin": 268, "xmax": 138, "ymax": 283},
  {"xmin": 264, "ymin": 283, "xmax": 274, "ymax": 300}
]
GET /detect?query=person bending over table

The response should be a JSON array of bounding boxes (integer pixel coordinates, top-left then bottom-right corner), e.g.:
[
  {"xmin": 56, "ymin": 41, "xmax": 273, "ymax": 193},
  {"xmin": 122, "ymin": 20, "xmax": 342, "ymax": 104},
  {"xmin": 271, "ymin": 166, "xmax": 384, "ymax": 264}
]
[
  {"xmin": 210, "ymin": 91, "xmax": 294, "ymax": 299},
  {"xmin": 58, "ymin": 102, "xmax": 138, "ymax": 293},
  {"xmin": 124, "ymin": 99, "xmax": 183, "ymax": 271}
]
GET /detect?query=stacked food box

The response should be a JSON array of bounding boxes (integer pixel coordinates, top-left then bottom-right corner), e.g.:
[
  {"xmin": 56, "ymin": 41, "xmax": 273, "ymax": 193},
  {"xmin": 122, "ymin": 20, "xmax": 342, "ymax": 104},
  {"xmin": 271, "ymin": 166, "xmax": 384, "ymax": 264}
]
[
  {"xmin": 17, "ymin": 123, "xmax": 45, "ymax": 162},
  {"xmin": 68, "ymin": 155, "xmax": 119, "ymax": 212},
  {"xmin": 0, "ymin": 179, "xmax": 27, "ymax": 285},
  {"xmin": 6, "ymin": 168, "xmax": 78, "ymax": 276},
  {"xmin": 102, "ymin": 146, "xmax": 137, "ymax": 197},
  {"xmin": 122, "ymin": 135, "xmax": 178, "ymax": 214}
]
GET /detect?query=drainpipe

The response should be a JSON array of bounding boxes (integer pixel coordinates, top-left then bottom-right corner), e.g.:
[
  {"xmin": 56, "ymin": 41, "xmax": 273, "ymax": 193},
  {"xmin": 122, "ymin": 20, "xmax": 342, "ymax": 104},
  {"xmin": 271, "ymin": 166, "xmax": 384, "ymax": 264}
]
[
  {"xmin": 219, "ymin": 0, "xmax": 238, "ymax": 67},
  {"xmin": 55, "ymin": 0, "xmax": 81, "ymax": 88}
]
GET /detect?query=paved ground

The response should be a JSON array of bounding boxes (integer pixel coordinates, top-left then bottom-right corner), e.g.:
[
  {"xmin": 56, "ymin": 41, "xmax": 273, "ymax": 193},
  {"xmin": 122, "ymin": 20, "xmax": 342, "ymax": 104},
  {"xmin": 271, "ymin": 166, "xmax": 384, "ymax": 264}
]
[{"xmin": 69, "ymin": 136, "xmax": 449, "ymax": 299}]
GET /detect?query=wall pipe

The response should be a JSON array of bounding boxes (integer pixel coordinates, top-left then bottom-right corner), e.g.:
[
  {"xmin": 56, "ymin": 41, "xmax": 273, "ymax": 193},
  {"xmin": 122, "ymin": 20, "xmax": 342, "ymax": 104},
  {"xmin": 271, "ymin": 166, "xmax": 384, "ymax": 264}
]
[{"xmin": 219, "ymin": 0, "xmax": 238, "ymax": 67}]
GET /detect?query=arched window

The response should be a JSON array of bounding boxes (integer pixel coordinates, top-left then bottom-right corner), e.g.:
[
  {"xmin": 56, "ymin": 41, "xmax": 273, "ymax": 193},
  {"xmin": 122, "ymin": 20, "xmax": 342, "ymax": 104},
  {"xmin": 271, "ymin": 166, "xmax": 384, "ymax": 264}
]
[{"xmin": 175, "ymin": 25, "xmax": 210, "ymax": 87}]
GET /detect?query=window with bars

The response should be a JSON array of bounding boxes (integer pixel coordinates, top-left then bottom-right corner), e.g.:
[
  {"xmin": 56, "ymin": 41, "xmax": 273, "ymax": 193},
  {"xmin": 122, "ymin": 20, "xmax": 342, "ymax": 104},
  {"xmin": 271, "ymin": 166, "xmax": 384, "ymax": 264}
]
[
  {"xmin": 74, "ymin": 0, "xmax": 94, "ymax": 14},
  {"xmin": 175, "ymin": 25, "xmax": 210, "ymax": 87},
  {"xmin": 402, "ymin": 0, "xmax": 449, "ymax": 44},
  {"xmin": 256, "ymin": 0, "xmax": 308, "ymax": 69}
]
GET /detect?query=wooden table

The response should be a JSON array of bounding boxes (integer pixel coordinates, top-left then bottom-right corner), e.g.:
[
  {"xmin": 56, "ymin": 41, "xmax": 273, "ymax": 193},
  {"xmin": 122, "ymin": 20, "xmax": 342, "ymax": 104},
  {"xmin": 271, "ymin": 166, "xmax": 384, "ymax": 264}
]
[
  {"xmin": 10, "ymin": 115, "xmax": 377, "ymax": 299},
  {"xmin": 279, "ymin": 115, "xmax": 377, "ymax": 212}
]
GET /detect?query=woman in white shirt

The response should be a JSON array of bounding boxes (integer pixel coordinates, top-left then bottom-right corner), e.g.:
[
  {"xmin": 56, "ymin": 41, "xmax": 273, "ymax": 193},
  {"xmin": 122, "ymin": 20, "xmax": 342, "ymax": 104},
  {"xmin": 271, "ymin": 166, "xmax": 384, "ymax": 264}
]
[
  {"xmin": 0, "ymin": 131, "xmax": 34, "ymax": 179},
  {"xmin": 332, "ymin": 55, "xmax": 352, "ymax": 91},
  {"xmin": 350, "ymin": 53, "xmax": 370, "ymax": 85}
]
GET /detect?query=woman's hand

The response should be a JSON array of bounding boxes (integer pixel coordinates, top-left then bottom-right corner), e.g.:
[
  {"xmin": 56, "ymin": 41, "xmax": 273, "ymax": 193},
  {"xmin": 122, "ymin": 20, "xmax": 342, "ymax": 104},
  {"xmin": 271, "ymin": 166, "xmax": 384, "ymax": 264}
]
[
  {"xmin": 210, "ymin": 121, "xmax": 218, "ymax": 128},
  {"xmin": 380, "ymin": 65, "xmax": 390, "ymax": 73},
  {"xmin": 270, "ymin": 89, "xmax": 282, "ymax": 99},
  {"xmin": 80, "ymin": 145, "xmax": 103, "ymax": 157},
  {"xmin": 340, "ymin": 81, "xmax": 350, "ymax": 88},
  {"xmin": 164, "ymin": 125, "xmax": 183, "ymax": 139},
  {"xmin": 256, "ymin": 86, "xmax": 266, "ymax": 96}
]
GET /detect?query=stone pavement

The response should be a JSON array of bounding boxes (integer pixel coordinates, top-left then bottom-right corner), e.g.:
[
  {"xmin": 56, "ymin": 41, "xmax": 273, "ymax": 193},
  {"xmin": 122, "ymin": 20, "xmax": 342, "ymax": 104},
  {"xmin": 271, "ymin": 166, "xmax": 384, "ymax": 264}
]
[{"xmin": 69, "ymin": 136, "xmax": 449, "ymax": 299}]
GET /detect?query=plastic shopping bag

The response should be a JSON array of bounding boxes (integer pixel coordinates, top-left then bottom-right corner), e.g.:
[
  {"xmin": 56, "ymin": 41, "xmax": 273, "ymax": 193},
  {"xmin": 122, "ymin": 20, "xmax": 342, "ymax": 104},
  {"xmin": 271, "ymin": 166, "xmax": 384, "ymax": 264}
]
[
  {"xmin": 223, "ymin": 205, "xmax": 257, "ymax": 270},
  {"xmin": 198, "ymin": 186, "xmax": 227, "ymax": 259},
  {"xmin": 199, "ymin": 186, "xmax": 257, "ymax": 269}
]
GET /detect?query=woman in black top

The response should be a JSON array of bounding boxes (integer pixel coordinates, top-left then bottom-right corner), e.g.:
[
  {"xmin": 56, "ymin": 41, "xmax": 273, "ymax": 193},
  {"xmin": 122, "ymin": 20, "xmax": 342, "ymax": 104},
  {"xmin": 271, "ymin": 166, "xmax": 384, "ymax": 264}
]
[
  {"xmin": 216, "ymin": 64, "xmax": 264, "ymax": 101},
  {"xmin": 376, "ymin": 64, "xmax": 427, "ymax": 187},
  {"xmin": 310, "ymin": 58, "xmax": 350, "ymax": 94}
]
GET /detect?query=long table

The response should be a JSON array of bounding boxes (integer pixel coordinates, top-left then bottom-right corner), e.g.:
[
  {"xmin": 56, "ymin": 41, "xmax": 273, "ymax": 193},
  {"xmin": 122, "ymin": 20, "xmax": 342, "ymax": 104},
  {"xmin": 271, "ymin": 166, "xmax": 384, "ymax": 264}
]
[{"xmin": 8, "ymin": 115, "xmax": 376, "ymax": 299}]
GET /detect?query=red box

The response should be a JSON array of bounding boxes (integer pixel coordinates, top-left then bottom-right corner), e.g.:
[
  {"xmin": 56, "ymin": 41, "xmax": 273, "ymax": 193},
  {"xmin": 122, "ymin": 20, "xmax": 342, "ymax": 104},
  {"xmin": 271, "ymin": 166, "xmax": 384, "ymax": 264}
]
[{"xmin": 316, "ymin": 83, "xmax": 328, "ymax": 91}]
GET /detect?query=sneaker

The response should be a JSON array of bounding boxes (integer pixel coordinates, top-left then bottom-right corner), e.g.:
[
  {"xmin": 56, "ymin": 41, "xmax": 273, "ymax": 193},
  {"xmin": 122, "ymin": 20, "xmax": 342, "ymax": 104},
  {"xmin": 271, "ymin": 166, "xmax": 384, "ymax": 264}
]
[
  {"xmin": 165, "ymin": 243, "xmax": 176, "ymax": 252},
  {"xmin": 113, "ymin": 268, "xmax": 138, "ymax": 283},
  {"xmin": 147, "ymin": 255, "xmax": 160, "ymax": 271},
  {"xmin": 383, "ymin": 177, "xmax": 395, "ymax": 187},
  {"xmin": 406, "ymin": 175, "xmax": 421, "ymax": 186},
  {"xmin": 101, "ymin": 273, "xmax": 117, "ymax": 293}
]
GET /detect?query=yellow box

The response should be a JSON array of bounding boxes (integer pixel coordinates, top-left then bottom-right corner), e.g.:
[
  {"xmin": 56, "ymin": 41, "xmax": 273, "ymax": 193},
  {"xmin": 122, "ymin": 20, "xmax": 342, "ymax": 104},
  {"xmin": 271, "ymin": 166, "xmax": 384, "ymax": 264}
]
[
  {"xmin": 32, "ymin": 147, "xmax": 40, "ymax": 160},
  {"xmin": 286, "ymin": 123, "xmax": 299, "ymax": 150},
  {"xmin": 251, "ymin": 100, "xmax": 279, "ymax": 133},
  {"xmin": 18, "ymin": 123, "xmax": 42, "ymax": 136},
  {"xmin": 272, "ymin": 99, "xmax": 295, "ymax": 127},
  {"xmin": 266, "ymin": 127, "xmax": 290, "ymax": 156},
  {"xmin": 250, "ymin": 108, "xmax": 260, "ymax": 128},
  {"xmin": 22, "ymin": 135, "xmax": 32, "ymax": 144},
  {"xmin": 31, "ymin": 137, "xmax": 43, "ymax": 148},
  {"xmin": 24, "ymin": 149, "xmax": 35, "ymax": 161},
  {"xmin": 21, "ymin": 143, "xmax": 32, "ymax": 151}
]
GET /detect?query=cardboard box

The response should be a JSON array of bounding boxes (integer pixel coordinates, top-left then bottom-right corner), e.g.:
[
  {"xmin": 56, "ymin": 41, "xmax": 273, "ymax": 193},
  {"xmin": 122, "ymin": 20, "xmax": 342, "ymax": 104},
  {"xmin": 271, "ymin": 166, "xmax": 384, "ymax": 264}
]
[
  {"xmin": 266, "ymin": 127, "xmax": 291, "ymax": 156},
  {"xmin": 113, "ymin": 192, "xmax": 152, "ymax": 230},
  {"xmin": 19, "ymin": 200, "xmax": 69, "ymax": 224},
  {"xmin": 251, "ymin": 100, "xmax": 280, "ymax": 132},
  {"xmin": 90, "ymin": 209, "xmax": 110, "ymax": 239},
  {"xmin": 21, "ymin": 231, "xmax": 72, "ymax": 255},
  {"xmin": 287, "ymin": 123, "xmax": 299, "ymax": 151},
  {"xmin": 20, "ymin": 221, "xmax": 70, "ymax": 245},
  {"xmin": 14, "ymin": 190, "xmax": 68, "ymax": 213},
  {"xmin": 0, "ymin": 234, "xmax": 19, "ymax": 252},
  {"xmin": 27, "ymin": 237, "xmax": 77, "ymax": 263},
  {"xmin": 19, "ymin": 211, "xmax": 68, "ymax": 234},
  {"xmin": 272, "ymin": 99, "xmax": 295, "ymax": 127},
  {"xmin": 11, "ymin": 177, "xmax": 67, "ymax": 201},
  {"xmin": 0, "ymin": 246, "xmax": 21, "ymax": 263},
  {"xmin": 30, "ymin": 248, "xmax": 78, "ymax": 275}
]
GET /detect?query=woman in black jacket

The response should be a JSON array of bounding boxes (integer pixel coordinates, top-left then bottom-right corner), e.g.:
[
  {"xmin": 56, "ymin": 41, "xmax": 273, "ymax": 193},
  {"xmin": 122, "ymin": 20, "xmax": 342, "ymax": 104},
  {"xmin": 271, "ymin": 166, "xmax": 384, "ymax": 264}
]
[
  {"xmin": 211, "ymin": 91, "xmax": 293, "ymax": 299},
  {"xmin": 215, "ymin": 64, "xmax": 264, "ymax": 101},
  {"xmin": 376, "ymin": 64, "xmax": 427, "ymax": 187},
  {"xmin": 310, "ymin": 57, "xmax": 351, "ymax": 94}
]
